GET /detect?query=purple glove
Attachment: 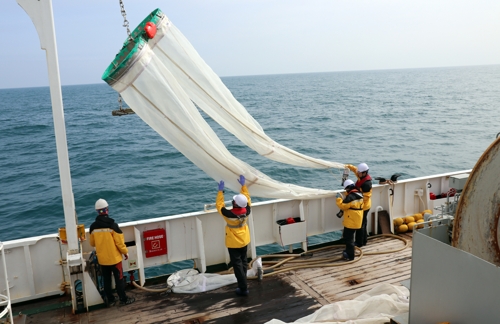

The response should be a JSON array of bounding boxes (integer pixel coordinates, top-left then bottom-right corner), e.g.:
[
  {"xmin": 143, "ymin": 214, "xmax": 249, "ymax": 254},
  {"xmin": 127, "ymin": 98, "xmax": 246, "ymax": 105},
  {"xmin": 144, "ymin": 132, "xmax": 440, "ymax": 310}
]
[
  {"xmin": 238, "ymin": 175, "xmax": 245, "ymax": 186},
  {"xmin": 218, "ymin": 180, "xmax": 224, "ymax": 191}
]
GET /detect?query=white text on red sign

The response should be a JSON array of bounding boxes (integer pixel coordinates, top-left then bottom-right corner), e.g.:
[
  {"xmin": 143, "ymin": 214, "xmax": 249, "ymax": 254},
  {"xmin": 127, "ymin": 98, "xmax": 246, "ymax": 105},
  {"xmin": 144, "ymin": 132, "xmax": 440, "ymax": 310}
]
[{"xmin": 145, "ymin": 235, "xmax": 164, "ymax": 241}]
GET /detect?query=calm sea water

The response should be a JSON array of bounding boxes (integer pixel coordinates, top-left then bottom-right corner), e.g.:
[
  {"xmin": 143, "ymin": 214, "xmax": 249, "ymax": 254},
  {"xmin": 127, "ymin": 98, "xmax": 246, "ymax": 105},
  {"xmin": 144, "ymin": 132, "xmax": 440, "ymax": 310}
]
[{"xmin": 1, "ymin": 65, "xmax": 500, "ymax": 243}]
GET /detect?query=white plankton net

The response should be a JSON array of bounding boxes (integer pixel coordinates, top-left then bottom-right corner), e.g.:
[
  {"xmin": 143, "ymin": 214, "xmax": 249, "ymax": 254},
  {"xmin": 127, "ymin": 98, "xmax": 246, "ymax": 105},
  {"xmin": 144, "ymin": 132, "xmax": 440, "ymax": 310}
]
[{"xmin": 103, "ymin": 9, "xmax": 345, "ymax": 199}]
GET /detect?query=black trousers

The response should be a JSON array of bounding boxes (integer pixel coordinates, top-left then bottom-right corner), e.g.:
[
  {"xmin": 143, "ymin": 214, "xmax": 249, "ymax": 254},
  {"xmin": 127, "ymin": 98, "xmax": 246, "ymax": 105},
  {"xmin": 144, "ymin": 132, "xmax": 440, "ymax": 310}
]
[
  {"xmin": 228, "ymin": 245, "xmax": 248, "ymax": 291},
  {"xmin": 355, "ymin": 209, "xmax": 370, "ymax": 246},
  {"xmin": 343, "ymin": 227, "xmax": 356, "ymax": 260},
  {"xmin": 101, "ymin": 262, "xmax": 127, "ymax": 302}
]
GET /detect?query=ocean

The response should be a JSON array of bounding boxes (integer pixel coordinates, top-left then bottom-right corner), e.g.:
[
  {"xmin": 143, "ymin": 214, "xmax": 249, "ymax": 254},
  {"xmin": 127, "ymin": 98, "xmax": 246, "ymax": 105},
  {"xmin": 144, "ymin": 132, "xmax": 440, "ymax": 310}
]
[{"xmin": 1, "ymin": 65, "xmax": 500, "ymax": 243}]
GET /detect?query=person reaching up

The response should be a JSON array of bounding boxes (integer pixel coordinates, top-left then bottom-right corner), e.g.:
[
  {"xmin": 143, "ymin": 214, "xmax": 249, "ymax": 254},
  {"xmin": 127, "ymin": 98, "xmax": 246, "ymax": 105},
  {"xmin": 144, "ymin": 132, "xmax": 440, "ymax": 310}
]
[
  {"xmin": 345, "ymin": 163, "xmax": 372, "ymax": 247},
  {"xmin": 216, "ymin": 175, "xmax": 252, "ymax": 296}
]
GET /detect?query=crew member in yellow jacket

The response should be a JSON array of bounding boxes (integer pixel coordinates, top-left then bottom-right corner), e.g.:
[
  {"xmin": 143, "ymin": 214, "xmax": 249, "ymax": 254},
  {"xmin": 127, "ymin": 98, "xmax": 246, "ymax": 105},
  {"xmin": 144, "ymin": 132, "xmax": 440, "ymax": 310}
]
[
  {"xmin": 345, "ymin": 162, "xmax": 373, "ymax": 247},
  {"xmin": 90, "ymin": 198, "xmax": 135, "ymax": 306},
  {"xmin": 216, "ymin": 175, "xmax": 252, "ymax": 296},
  {"xmin": 336, "ymin": 179, "xmax": 364, "ymax": 261}
]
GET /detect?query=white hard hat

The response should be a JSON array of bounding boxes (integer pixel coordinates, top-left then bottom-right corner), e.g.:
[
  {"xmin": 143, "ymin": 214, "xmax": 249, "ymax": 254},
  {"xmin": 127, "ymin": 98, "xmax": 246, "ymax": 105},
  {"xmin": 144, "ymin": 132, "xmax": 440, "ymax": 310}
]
[
  {"xmin": 233, "ymin": 194, "xmax": 248, "ymax": 207},
  {"xmin": 343, "ymin": 179, "xmax": 355, "ymax": 189},
  {"xmin": 95, "ymin": 198, "xmax": 108, "ymax": 210},
  {"xmin": 357, "ymin": 163, "xmax": 369, "ymax": 172}
]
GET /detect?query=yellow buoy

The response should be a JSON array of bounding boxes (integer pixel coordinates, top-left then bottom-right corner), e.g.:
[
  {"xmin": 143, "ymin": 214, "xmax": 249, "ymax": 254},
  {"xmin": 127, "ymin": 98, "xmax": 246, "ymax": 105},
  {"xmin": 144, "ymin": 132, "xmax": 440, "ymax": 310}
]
[
  {"xmin": 413, "ymin": 214, "xmax": 423, "ymax": 221},
  {"xmin": 394, "ymin": 217, "xmax": 404, "ymax": 226},
  {"xmin": 407, "ymin": 222, "xmax": 416, "ymax": 231},
  {"xmin": 416, "ymin": 219, "xmax": 424, "ymax": 229},
  {"xmin": 398, "ymin": 224, "xmax": 408, "ymax": 233},
  {"xmin": 404, "ymin": 216, "xmax": 415, "ymax": 224}
]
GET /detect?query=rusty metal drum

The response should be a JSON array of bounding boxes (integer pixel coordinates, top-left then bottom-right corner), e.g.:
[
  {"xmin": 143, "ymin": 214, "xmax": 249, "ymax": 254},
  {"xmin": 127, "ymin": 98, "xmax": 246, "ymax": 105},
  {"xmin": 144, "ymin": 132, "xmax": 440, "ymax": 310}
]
[{"xmin": 452, "ymin": 137, "xmax": 500, "ymax": 266}]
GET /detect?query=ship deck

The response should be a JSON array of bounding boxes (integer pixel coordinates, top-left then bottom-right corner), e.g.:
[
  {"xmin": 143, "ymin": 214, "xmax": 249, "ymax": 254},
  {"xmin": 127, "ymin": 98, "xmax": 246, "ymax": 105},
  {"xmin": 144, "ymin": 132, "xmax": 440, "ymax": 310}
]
[{"xmin": 13, "ymin": 233, "xmax": 412, "ymax": 324}]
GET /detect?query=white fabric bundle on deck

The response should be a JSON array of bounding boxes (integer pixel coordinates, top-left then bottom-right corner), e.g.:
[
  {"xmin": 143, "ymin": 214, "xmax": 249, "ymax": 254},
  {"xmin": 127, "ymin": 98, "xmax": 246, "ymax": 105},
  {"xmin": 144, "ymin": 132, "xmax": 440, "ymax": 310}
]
[
  {"xmin": 264, "ymin": 283, "xmax": 410, "ymax": 324},
  {"xmin": 169, "ymin": 258, "xmax": 263, "ymax": 293}
]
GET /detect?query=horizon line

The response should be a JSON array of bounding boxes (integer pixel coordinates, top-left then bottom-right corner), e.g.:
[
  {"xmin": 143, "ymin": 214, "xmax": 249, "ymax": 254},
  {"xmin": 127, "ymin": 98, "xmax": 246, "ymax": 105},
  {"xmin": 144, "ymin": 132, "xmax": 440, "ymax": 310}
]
[{"xmin": 1, "ymin": 63, "xmax": 499, "ymax": 91}]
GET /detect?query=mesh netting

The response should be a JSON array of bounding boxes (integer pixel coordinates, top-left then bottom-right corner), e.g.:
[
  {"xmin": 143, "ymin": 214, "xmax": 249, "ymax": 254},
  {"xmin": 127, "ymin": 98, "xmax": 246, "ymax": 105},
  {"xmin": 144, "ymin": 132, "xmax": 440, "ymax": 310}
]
[{"xmin": 103, "ymin": 9, "xmax": 345, "ymax": 199}]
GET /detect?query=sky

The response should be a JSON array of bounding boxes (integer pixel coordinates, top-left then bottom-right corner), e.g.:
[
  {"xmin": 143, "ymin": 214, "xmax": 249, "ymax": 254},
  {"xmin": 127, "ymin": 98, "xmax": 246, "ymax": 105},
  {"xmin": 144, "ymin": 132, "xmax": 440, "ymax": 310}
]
[{"xmin": 0, "ymin": 0, "xmax": 499, "ymax": 89}]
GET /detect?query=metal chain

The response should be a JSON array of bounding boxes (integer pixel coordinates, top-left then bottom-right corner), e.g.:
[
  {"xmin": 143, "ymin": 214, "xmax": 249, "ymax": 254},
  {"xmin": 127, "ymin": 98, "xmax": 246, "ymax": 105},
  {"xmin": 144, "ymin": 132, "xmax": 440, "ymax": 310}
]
[
  {"xmin": 119, "ymin": 0, "xmax": 131, "ymax": 37},
  {"xmin": 118, "ymin": 94, "xmax": 123, "ymax": 111},
  {"xmin": 117, "ymin": 0, "xmax": 130, "ymax": 113}
]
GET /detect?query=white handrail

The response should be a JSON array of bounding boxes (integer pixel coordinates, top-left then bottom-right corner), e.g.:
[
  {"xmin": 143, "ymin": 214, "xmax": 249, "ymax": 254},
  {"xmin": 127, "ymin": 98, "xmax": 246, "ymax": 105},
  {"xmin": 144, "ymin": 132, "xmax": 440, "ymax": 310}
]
[{"xmin": 0, "ymin": 242, "xmax": 13, "ymax": 323}]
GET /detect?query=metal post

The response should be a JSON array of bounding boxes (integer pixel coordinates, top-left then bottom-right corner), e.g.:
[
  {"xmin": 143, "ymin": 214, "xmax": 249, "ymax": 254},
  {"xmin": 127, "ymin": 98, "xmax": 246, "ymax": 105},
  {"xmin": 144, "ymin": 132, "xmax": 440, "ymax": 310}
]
[
  {"xmin": 0, "ymin": 242, "xmax": 13, "ymax": 323},
  {"xmin": 17, "ymin": 0, "xmax": 81, "ymax": 313},
  {"xmin": 16, "ymin": 0, "xmax": 79, "ymax": 253}
]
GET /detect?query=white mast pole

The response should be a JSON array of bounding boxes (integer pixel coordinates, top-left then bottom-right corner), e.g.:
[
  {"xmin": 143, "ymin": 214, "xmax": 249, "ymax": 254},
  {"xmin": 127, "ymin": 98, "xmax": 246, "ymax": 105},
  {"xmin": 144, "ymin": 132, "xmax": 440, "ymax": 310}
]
[{"xmin": 16, "ymin": 0, "xmax": 79, "ymax": 253}]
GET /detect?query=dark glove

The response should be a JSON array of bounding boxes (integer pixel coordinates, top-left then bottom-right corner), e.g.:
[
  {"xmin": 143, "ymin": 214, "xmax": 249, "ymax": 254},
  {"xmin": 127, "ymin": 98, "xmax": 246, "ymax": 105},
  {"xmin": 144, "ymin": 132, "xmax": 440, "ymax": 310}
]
[
  {"xmin": 336, "ymin": 210, "xmax": 344, "ymax": 218},
  {"xmin": 238, "ymin": 175, "xmax": 245, "ymax": 186},
  {"xmin": 218, "ymin": 180, "xmax": 225, "ymax": 191}
]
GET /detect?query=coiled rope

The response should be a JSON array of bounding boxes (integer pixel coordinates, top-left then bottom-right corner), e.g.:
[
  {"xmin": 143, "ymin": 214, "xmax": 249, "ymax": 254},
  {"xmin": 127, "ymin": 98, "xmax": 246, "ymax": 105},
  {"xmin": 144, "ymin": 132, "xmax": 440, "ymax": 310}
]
[
  {"xmin": 128, "ymin": 233, "xmax": 407, "ymax": 292},
  {"xmin": 131, "ymin": 280, "xmax": 171, "ymax": 293},
  {"xmin": 232, "ymin": 233, "xmax": 408, "ymax": 279}
]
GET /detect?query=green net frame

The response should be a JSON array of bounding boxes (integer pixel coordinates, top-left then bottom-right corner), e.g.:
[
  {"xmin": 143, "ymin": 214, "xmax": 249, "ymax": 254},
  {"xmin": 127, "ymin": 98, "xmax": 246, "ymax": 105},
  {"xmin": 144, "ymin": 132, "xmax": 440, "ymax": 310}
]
[{"xmin": 102, "ymin": 8, "xmax": 164, "ymax": 85}]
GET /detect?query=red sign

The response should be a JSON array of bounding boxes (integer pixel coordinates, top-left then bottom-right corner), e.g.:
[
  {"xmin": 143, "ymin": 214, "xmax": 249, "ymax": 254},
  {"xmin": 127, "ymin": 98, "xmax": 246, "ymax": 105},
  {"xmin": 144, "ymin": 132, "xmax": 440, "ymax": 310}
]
[{"xmin": 143, "ymin": 228, "xmax": 167, "ymax": 258}]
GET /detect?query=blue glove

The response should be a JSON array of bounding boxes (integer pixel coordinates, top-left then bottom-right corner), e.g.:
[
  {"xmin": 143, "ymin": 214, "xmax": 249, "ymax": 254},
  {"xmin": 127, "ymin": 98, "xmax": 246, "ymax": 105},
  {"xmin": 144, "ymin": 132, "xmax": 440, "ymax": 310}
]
[
  {"xmin": 218, "ymin": 180, "xmax": 224, "ymax": 191},
  {"xmin": 238, "ymin": 175, "xmax": 245, "ymax": 186},
  {"xmin": 336, "ymin": 193, "xmax": 342, "ymax": 199}
]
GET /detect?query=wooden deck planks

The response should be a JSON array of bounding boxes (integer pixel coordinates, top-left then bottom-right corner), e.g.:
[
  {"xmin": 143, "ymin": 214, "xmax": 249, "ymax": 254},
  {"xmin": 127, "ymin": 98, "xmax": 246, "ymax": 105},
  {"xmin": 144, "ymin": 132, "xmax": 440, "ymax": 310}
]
[
  {"xmin": 20, "ymin": 233, "xmax": 414, "ymax": 324},
  {"xmin": 291, "ymin": 234, "xmax": 412, "ymax": 303}
]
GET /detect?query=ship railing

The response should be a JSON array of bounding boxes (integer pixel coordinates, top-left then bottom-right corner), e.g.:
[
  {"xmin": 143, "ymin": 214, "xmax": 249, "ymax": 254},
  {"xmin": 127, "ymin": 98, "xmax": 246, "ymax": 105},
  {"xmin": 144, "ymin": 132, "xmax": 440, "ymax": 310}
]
[
  {"xmin": 0, "ymin": 242, "xmax": 13, "ymax": 323},
  {"xmin": 203, "ymin": 200, "xmax": 232, "ymax": 212}
]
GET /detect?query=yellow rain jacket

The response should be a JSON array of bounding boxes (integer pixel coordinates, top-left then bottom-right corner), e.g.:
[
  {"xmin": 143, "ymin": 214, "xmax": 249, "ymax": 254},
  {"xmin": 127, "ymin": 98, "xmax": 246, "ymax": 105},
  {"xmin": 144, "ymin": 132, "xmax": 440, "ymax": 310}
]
[
  {"xmin": 336, "ymin": 189, "xmax": 364, "ymax": 229},
  {"xmin": 346, "ymin": 164, "xmax": 373, "ymax": 211},
  {"xmin": 216, "ymin": 185, "xmax": 252, "ymax": 248},
  {"xmin": 90, "ymin": 215, "xmax": 128, "ymax": 266}
]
